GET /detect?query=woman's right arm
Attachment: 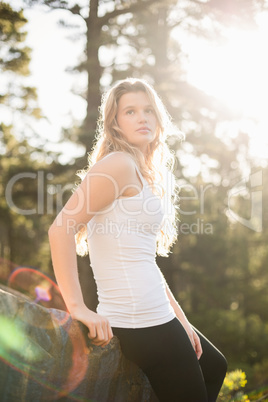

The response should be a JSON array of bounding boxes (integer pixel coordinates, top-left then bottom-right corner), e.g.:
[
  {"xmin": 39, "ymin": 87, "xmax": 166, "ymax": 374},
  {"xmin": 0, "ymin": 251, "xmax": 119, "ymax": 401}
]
[
  {"xmin": 49, "ymin": 222, "xmax": 113, "ymax": 346},
  {"xmin": 48, "ymin": 152, "xmax": 135, "ymax": 346}
]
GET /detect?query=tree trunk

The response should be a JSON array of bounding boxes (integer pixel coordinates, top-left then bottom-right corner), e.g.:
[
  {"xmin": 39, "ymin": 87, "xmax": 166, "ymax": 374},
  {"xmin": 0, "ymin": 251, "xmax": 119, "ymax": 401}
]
[
  {"xmin": 82, "ymin": 0, "xmax": 103, "ymax": 153},
  {"xmin": 78, "ymin": 1, "xmax": 102, "ymax": 307}
]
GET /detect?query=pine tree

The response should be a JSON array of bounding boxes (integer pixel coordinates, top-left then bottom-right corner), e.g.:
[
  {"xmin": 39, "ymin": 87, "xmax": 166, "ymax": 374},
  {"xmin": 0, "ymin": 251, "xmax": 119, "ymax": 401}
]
[{"xmin": 0, "ymin": 2, "xmax": 48, "ymax": 270}]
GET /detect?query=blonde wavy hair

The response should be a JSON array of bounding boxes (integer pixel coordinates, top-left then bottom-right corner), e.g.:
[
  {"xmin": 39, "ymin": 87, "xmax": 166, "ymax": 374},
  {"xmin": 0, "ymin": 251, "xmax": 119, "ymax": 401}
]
[{"xmin": 76, "ymin": 78, "xmax": 183, "ymax": 257}]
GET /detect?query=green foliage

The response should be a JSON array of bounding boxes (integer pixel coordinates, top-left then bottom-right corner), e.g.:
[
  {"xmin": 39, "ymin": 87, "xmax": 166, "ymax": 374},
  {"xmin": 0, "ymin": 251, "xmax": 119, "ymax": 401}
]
[
  {"xmin": 219, "ymin": 369, "xmax": 268, "ymax": 401},
  {"xmin": 218, "ymin": 370, "xmax": 249, "ymax": 402},
  {"xmin": 0, "ymin": 124, "xmax": 47, "ymax": 269},
  {"xmin": 0, "ymin": 2, "xmax": 74, "ymax": 275},
  {"xmin": 252, "ymin": 359, "xmax": 268, "ymax": 389},
  {"xmin": 0, "ymin": 2, "xmax": 43, "ymax": 129},
  {"xmin": 248, "ymin": 387, "xmax": 268, "ymax": 401},
  {"xmin": 0, "ymin": 2, "xmax": 30, "ymax": 74}
]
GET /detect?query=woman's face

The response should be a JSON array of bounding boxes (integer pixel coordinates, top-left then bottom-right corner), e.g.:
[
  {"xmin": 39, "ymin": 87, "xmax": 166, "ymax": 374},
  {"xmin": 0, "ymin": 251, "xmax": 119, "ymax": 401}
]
[{"xmin": 116, "ymin": 91, "xmax": 157, "ymax": 153}]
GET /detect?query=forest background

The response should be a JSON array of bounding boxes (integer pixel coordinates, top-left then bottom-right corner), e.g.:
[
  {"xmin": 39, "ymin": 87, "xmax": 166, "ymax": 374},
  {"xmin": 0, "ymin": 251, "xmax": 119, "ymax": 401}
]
[{"xmin": 1, "ymin": 0, "xmax": 268, "ymax": 399}]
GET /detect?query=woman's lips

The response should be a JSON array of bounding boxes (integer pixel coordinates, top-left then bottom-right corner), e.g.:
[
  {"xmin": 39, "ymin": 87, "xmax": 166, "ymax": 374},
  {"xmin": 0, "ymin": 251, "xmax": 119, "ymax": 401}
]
[{"xmin": 137, "ymin": 127, "xmax": 151, "ymax": 133}]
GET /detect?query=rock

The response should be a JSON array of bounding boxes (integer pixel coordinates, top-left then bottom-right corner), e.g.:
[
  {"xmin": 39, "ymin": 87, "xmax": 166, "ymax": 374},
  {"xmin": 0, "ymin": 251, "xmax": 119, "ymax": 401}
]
[{"xmin": 0, "ymin": 289, "xmax": 158, "ymax": 402}]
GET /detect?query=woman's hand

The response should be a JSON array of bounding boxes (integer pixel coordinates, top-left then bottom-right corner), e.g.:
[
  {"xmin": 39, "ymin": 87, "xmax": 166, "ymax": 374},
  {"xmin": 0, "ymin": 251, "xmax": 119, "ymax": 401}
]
[
  {"xmin": 71, "ymin": 306, "xmax": 113, "ymax": 347},
  {"xmin": 164, "ymin": 284, "xmax": 203, "ymax": 359},
  {"xmin": 192, "ymin": 329, "xmax": 203, "ymax": 360},
  {"xmin": 181, "ymin": 318, "xmax": 203, "ymax": 360}
]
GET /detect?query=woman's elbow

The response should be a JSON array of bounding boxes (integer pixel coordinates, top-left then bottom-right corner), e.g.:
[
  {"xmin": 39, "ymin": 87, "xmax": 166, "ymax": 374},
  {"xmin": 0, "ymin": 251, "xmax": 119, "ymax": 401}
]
[
  {"xmin": 48, "ymin": 223, "xmax": 56, "ymax": 240},
  {"xmin": 48, "ymin": 219, "xmax": 75, "ymax": 240},
  {"xmin": 48, "ymin": 220, "xmax": 62, "ymax": 239}
]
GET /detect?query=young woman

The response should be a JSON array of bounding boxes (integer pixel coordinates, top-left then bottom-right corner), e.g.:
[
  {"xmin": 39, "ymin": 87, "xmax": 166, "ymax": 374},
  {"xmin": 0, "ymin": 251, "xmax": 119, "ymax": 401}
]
[{"xmin": 48, "ymin": 78, "xmax": 227, "ymax": 401}]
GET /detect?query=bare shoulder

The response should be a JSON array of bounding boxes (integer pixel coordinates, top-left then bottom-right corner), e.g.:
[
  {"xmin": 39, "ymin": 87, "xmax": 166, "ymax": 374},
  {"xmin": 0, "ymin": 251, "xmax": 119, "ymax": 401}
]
[
  {"xmin": 85, "ymin": 152, "xmax": 139, "ymax": 195},
  {"xmin": 89, "ymin": 151, "xmax": 136, "ymax": 177}
]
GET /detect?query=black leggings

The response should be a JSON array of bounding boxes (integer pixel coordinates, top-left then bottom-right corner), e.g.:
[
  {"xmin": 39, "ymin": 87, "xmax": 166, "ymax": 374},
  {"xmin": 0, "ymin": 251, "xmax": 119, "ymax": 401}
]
[{"xmin": 112, "ymin": 318, "xmax": 227, "ymax": 402}]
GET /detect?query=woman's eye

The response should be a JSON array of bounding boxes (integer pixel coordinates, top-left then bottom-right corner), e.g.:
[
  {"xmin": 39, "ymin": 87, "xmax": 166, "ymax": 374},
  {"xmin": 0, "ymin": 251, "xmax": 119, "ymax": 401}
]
[
  {"xmin": 126, "ymin": 110, "xmax": 134, "ymax": 115},
  {"xmin": 146, "ymin": 108, "xmax": 154, "ymax": 114}
]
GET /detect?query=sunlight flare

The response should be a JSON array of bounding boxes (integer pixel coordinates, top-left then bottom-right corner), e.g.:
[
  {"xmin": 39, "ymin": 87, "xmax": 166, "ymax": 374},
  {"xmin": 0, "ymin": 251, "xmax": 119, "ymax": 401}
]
[{"xmin": 185, "ymin": 12, "xmax": 268, "ymax": 160}]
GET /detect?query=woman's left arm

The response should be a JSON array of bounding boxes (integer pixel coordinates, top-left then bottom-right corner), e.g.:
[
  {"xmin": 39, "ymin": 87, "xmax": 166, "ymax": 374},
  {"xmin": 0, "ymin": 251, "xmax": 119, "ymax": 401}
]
[{"xmin": 165, "ymin": 283, "xmax": 203, "ymax": 360}]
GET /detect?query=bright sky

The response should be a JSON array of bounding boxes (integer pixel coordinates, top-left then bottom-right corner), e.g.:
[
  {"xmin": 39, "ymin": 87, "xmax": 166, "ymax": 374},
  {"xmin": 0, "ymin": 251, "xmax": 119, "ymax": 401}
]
[
  {"xmin": 7, "ymin": 2, "xmax": 268, "ymax": 164},
  {"xmin": 23, "ymin": 6, "xmax": 86, "ymax": 162},
  {"xmin": 184, "ymin": 12, "xmax": 268, "ymax": 164}
]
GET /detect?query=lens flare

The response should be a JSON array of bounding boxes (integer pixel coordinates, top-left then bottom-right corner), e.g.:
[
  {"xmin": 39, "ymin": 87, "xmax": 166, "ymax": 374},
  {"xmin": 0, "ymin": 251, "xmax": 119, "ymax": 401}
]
[
  {"xmin": 34, "ymin": 285, "xmax": 52, "ymax": 303},
  {"xmin": 0, "ymin": 265, "xmax": 90, "ymax": 398},
  {"xmin": 0, "ymin": 257, "xmax": 19, "ymax": 283},
  {"xmin": 51, "ymin": 311, "xmax": 90, "ymax": 398},
  {"xmin": 0, "ymin": 315, "xmax": 44, "ymax": 363},
  {"xmin": 0, "ymin": 300, "xmax": 90, "ymax": 399},
  {"xmin": 7, "ymin": 266, "xmax": 67, "ymax": 311}
]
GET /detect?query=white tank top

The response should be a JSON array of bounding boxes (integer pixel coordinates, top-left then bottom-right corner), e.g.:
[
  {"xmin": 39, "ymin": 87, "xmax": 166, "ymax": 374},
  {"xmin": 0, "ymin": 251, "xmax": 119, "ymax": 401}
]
[{"xmin": 87, "ymin": 153, "xmax": 176, "ymax": 328}]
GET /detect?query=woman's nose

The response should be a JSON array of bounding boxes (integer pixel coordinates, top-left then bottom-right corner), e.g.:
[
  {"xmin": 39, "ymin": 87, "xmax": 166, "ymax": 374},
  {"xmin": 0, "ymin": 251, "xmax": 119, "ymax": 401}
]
[{"xmin": 138, "ymin": 111, "xmax": 147, "ymax": 122}]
